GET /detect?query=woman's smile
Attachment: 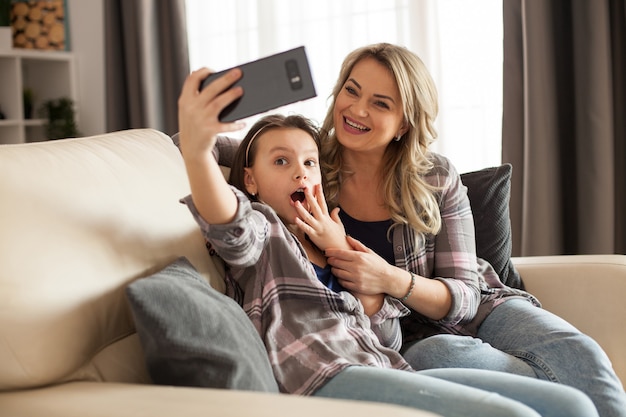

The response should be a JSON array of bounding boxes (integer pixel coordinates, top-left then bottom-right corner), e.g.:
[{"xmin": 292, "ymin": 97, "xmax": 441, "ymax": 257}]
[{"xmin": 343, "ymin": 116, "xmax": 371, "ymax": 134}]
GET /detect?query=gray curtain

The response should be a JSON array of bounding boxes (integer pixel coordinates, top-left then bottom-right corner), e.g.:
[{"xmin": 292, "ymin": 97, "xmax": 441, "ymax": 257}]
[
  {"xmin": 502, "ymin": 0, "xmax": 625, "ymax": 256},
  {"xmin": 104, "ymin": 0, "xmax": 189, "ymax": 136}
]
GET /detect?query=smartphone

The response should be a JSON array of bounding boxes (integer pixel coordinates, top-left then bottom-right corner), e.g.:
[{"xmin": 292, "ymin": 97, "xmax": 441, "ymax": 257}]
[{"xmin": 199, "ymin": 46, "xmax": 317, "ymax": 122}]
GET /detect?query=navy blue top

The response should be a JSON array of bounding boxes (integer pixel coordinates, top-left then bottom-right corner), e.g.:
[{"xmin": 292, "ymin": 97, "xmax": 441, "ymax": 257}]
[
  {"xmin": 339, "ymin": 209, "xmax": 395, "ymax": 265},
  {"xmin": 313, "ymin": 263, "xmax": 346, "ymax": 292}
]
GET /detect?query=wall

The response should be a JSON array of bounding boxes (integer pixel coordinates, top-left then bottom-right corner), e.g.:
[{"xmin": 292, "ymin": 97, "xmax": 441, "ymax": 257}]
[{"xmin": 67, "ymin": 0, "xmax": 105, "ymax": 136}]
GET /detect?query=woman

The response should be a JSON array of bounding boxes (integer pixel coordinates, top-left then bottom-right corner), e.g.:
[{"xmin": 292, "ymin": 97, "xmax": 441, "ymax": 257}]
[
  {"xmin": 318, "ymin": 43, "xmax": 626, "ymax": 417},
  {"xmin": 176, "ymin": 66, "xmax": 597, "ymax": 417}
]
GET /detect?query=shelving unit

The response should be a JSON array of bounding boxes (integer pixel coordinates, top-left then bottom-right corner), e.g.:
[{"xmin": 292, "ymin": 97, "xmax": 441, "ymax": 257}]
[{"xmin": 0, "ymin": 49, "xmax": 76, "ymax": 144}]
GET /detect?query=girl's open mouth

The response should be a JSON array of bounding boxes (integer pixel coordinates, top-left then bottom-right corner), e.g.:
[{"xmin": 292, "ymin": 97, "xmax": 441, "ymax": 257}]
[{"xmin": 290, "ymin": 190, "xmax": 305, "ymax": 203}]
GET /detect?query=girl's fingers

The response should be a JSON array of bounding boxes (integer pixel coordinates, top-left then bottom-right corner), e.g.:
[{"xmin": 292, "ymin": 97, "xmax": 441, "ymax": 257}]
[
  {"xmin": 295, "ymin": 201, "xmax": 318, "ymax": 230},
  {"xmin": 303, "ymin": 187, "xmax": 322, "ymax": 217},
  {"xmin": 210, "ymin": 86, "xmax": 244, "ymax": 121},
  {"xmin": 294, "ymin": 200, "xmax": 310, "ymax": 217},
  {"xmin": 189, "ymin": 68, "xmax": 244, "ymax": 121},
  {"xmin": 294, "ymin": 217, "xmax": 308, "ymax": 232},
  {"xmin": 181, "ymin": 67, "xmax": 211, "ymax": 98},
  {"xmin": 330, "ymin": 207, "xmax": 342, "ymax": 224},
  {"xmin": 313, "ymin": 184, "xmax": 329, "ymax": 215},
  {"xmin": 182, "ymin": 68, "xmax": 246, "ymax": 132},
  {"xmin": 198, "ymin": 68, "xmax": 242, "ymax": 99},
  {"xmin": 303, "ymin": 184, "xmax": 329, "ymax": 220}
]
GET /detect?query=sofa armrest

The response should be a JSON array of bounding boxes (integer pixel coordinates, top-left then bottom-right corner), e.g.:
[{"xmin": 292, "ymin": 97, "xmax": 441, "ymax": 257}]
[
  {"xmin": 512, "ymin": 254, "xmax": 626, "ymax": 385},
  {"xmin": 0, "ymin": 382, "xmax": 440, "ymax": 417}
]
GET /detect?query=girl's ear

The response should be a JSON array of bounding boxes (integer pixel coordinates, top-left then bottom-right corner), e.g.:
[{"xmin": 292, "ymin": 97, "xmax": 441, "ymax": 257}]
[{"xmin": 243, "ymin": 168, "xmax": 258, "ymax": 196}]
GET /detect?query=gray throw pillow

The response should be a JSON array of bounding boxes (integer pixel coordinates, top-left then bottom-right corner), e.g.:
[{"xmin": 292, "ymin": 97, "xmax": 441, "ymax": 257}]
[
  {"xmin": 460, "ymin": 164, "xmax": 524, "ymax": 290},
  {"xmin": 126, "ymin": 257, "xmax": 278, "ymax": 392}
]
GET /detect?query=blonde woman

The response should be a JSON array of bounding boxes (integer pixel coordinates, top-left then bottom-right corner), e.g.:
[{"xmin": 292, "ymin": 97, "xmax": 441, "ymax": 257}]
[{"xmin": 319, "ymin": 43, "xmax": 625, "ymax": 417}]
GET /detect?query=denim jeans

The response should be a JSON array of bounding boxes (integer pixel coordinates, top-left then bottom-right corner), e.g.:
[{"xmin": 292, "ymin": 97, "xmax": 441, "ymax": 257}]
[
  {"xmin": 402, "ymin": 298, "xmax": 626, "ymax": 417},
  {"xmin": 313, "ymin": 366, "xmax": 597, "ymax": 417}
]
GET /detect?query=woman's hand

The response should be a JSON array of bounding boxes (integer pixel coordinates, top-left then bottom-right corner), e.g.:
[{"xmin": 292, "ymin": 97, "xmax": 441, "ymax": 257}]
[
  {"xmin": 294, "ymin": 184, "xmax": 350, "ymax": 251},
  {"xmin": 328, "ymin": 236, "xmax": 453, "ymax": 320},
  {"xmin": 177, "ymin": 67, "xmax": 245, "ymax": 159},
  {"xmin": 325, "ymin": 236, "xmax": 401, "ymax": 296}
]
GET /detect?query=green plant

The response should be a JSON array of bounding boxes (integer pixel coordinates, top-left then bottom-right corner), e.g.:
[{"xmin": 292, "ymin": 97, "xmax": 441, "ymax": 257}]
[
  {"xmin": 38, "ymin": 97, "xmax": 81, "ymax": 140},
  {"xmin": 23, "ymin": 88, "xmax": 34, "ymax": 119}
]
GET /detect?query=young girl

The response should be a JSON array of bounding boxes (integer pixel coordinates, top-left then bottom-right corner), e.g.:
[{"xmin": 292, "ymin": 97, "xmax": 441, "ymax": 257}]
[{"xmin": 176, "ymin": 66, "xmax": 598, "ymax": 417}]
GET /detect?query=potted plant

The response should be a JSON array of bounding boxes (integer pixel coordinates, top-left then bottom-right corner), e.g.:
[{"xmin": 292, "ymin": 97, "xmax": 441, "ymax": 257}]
[
  {"xmin": 39, "ymin": 97, "xmax": 81, "ymax": 139},
  {"xmin": 23, "ymin": 88, "xmax": 34, "ymax": 119}
]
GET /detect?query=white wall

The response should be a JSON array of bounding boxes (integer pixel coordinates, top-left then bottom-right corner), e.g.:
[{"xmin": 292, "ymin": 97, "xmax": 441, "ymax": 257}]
[{"xmin": 67, "ymin": 0, "xmax": 106, "ymax": 136}]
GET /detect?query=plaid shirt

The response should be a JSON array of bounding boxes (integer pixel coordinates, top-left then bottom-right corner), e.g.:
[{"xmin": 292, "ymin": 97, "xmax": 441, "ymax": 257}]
[
  {"xmin": 182, "ymin": 189, "xmax": 412, "ymax": 395},
  {"xmin": 394, "ymin": 153, "xmax": 539, "ymax": 343}
]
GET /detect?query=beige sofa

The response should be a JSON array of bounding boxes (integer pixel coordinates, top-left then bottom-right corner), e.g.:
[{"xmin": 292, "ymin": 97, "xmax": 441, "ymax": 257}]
[{"xmin": 0, "ymin": 129, "xmax": 623, "ymax": 416}]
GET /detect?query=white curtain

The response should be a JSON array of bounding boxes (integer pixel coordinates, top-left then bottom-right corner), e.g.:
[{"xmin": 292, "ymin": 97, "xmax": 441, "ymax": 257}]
[{"xmin": 185, "ymin": 0, "xmax": 502, "ymax": 173}]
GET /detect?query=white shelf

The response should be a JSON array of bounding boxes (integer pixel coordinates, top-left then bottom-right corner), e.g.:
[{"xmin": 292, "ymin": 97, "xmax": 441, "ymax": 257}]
[{"xmin": 0, "ymin": 49, "xmax": 77, "ymax": 144}]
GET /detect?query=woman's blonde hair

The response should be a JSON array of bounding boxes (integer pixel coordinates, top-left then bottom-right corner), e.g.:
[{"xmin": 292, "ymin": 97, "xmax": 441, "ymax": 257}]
[{"xmin": 320, "ymin": 43, "xmax": 442, "ymax": 238}]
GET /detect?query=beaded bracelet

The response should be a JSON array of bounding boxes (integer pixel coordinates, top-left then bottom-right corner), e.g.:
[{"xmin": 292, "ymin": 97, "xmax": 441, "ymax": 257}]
[{"xmin": 400, "ymin": 272, "xmax": 416, "ymax": 301}]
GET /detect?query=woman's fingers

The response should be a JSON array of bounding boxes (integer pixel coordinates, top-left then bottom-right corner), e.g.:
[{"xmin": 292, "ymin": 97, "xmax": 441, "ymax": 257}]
[{"xmin": 346, "ymin": 235, "xmax": 375, "ymax": 254}]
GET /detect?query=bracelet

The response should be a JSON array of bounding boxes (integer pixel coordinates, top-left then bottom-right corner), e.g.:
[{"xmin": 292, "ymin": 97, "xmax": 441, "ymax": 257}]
[{"xmin": 400, "ymin": 272, "xmax": 416, "ymax": 302}]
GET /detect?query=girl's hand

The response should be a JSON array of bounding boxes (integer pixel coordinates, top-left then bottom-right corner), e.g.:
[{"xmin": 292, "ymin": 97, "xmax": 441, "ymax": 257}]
[
  {"xmin": 325, "ymin": 236, "xmax": 398, "ymax": 296},
  {"xmin": 177, "ymin": 67, "xmax": 246, "ymax": 159},
  {"xmin": 294, "ymin": 184, "xmax": 349, "ymax": 251},
  {"xmin": 177, "ymin": 68, "xmax": 246, "ymax": 225}
]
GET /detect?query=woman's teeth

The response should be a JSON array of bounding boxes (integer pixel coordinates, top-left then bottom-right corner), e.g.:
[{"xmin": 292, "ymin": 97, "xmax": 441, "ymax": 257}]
[{"xmin": 345, "ymin": 117, "xmax": 370, "ymax": 131}]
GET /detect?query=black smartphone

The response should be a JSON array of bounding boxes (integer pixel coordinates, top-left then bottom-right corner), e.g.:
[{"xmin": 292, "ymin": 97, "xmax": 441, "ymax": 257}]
[{"xmin": 199, "ymin": 46, "xmax": 317, "ymax": 122}]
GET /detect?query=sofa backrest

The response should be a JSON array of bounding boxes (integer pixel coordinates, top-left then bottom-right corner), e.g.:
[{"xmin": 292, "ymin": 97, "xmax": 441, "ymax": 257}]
[{"xmin": 0, "ymin": 129, "xmax": 224, "ymax": 391}]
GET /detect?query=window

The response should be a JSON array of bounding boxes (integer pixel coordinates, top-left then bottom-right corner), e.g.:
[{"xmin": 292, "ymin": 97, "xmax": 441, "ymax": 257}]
[{"xmin": 186, "ymin": 0, "xmax": 502, "ymax": 173}]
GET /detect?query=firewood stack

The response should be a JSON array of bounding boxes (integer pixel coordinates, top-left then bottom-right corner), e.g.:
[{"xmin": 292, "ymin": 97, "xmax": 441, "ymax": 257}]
[{"xmin": 11, "ymin": 0, "xmax": 66, "ymax": 50}]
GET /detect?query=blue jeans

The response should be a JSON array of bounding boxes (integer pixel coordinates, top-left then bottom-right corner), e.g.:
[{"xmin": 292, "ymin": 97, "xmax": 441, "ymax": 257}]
[
  {"xmin": 313, "ymin": 366, "xmax": 597, "ymax": 417},
  {"xmin": 402, "ymin": 299, "xmax": 626, "ymax": 417}
]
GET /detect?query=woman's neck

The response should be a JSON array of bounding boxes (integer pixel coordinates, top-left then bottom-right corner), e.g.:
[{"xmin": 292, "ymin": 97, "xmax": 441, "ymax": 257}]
[
  {"xmin": 338, "ymin": 149, "xmax": 390, "ymax": 222},
  {"xmin": 341, "ymin": 148, "xmax": 384, "ymax": 180}
]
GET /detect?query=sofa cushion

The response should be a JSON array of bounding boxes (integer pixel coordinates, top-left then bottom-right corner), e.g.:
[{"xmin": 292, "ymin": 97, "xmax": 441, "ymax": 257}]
[
  {"xmin": 126, "ymin": 257, "xmax": 278, "ymax": 392},
  {"xmin": 460, "ymin": 164, "xmax": 524, "ymax": 289},
  {"xmin": 0, "ymin": 129, "xmax": 225, "ymax": 391}
]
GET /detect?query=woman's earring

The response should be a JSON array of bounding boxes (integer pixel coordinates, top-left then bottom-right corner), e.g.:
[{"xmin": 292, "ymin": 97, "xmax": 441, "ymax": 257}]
[{"xmin": 394, "ymin": 134, "xmax": 402, "ymax": 142}]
